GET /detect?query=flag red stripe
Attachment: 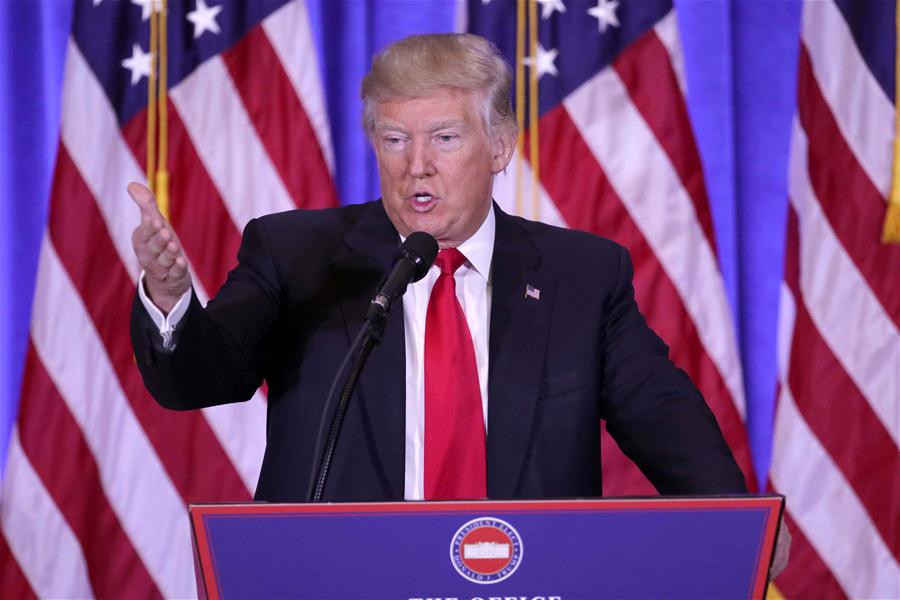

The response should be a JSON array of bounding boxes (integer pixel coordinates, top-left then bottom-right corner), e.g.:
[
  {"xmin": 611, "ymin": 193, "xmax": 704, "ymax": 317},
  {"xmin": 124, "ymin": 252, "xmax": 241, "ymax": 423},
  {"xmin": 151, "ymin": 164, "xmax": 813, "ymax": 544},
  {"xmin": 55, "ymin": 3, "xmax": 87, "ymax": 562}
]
[
  {"xmin": 121, "ymin": 103, "xmax": 244, "ymax": 296},
  {"xmin": 536, "ymin": 104, "xmax": 756, "ymax": 490},
  {"xmin": 774, "ymin": 510, "xmax": 848, "ymax": 599},
  {"xmin": 222, "ymin": 25, "xmax": 338, "ymax": 210},
  {"xmin": 797, "ymin": 45, "xmax": 900, "ymax": 327},
  {"xmin": 613, "ymin": 29, "xmax": 717, "ymax": 253},
  {"xmin": 784, "ymin": 207, "xmax": 900, "ymax": 558},
  {"xmin": 18, "ymin": 344, "xmax": 160, "ymax": 598},
  {"xmin": 0, "ymin": 530, "xmax": 38, "ymax": 600},
  {"xmin": 48, "ymin": 145, "xmax": 250, "ymax": 504}
]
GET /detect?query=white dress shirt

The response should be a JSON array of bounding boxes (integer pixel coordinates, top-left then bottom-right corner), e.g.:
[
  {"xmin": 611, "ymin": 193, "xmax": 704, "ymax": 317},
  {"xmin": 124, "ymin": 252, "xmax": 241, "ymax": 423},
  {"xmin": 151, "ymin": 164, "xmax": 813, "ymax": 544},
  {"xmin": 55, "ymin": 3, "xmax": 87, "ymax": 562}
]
[
  {"xmin": 138, "ymin": 204, "xmax": 496, "ymax": 501},
  {"xmin": 401, "ymin": 205, "xmax": 494, "ymax": 500}
]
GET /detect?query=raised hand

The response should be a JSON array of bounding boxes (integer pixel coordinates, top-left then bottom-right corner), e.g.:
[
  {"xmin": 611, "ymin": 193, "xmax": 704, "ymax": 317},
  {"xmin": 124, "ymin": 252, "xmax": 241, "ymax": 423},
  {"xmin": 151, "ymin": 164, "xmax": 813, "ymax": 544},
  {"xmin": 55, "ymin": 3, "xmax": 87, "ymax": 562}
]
[{"xmin": 129, "ymin": 182, "xmax": 191, "ymax": 314}]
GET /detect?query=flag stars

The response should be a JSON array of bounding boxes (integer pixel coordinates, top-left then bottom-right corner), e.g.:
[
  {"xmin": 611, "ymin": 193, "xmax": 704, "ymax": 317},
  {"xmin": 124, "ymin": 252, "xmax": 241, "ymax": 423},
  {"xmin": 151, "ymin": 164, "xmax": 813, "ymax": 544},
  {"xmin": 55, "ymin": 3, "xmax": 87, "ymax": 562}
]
[
  {"xmin": 122, "ymin": 43, "xmax": 153, "ymax": 85},
  {"xmin": 536, "ymin": 0, "xmax": 566, "ymax": 19},
  {"xmin": 523, "ymin": 43, "xmax": 559, "ymax": 79},
  {"xmin": 187, "ymin": 0, "xmax": 223, "ymax": 39},
  {"xmin": 131, "ymin": 0, "xmax": 159, "ymax": 22},
  {"xmin": 588, "ymin": 0, "xmax": 620, "ymax": 32}
]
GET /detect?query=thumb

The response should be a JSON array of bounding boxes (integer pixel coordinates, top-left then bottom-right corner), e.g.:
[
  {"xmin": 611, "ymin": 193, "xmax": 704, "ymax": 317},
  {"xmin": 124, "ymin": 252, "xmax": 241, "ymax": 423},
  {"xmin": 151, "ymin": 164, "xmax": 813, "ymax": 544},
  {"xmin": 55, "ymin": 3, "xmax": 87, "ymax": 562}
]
[{"xmin": 127, "ymin": 182, "xmax": 162, "ymax": 223}]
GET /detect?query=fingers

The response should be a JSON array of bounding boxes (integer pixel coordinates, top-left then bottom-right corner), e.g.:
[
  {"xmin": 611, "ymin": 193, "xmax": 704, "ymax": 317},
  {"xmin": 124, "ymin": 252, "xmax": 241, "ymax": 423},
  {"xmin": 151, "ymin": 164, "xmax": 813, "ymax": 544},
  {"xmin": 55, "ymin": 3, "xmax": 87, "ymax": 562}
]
[
  {"xmin": 169, "ymin": 255, "xmax": 188, "ymax": 279},
  {"xmin": 128, "ymin": 182, "xmax": 186, "ymax": 279},
  {"xmin": 127, "ymin": 181, "xmax": 161, "ymax": 224},
  {"xmin": 142, "ymin": 229, "xmax": 185, "ymax": 276},
  {"xmin": 146, "ymin": 225, "xmax": 173, "ymax": 255}
]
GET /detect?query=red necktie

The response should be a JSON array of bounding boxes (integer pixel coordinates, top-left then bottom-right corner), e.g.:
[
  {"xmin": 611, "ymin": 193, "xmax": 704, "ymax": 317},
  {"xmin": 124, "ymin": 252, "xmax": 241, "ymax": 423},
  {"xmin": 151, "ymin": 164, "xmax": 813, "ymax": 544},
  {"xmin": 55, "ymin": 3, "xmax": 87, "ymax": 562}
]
[{"xmin": 424, "ymin": 248, "xmax": 486, "ymax": 500}]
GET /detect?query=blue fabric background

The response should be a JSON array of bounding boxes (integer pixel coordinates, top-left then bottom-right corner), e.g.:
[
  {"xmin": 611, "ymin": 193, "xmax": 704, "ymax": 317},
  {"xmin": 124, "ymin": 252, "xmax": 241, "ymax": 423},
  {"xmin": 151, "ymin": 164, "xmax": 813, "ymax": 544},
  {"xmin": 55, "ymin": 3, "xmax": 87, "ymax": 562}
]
[{"xmin": 0, "ymin": 0, "xmax": 803, "ymax": 487}]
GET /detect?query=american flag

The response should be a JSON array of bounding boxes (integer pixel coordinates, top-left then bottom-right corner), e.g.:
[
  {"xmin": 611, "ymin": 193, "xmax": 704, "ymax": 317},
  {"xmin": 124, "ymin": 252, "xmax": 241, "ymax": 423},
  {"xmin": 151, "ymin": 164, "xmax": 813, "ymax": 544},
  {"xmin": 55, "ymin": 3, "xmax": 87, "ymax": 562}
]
[
  {"xmin": 467, "ymin": 0, "xmax": 756, "ymax": 497},
  {"xmin": 0, "ymin": 0, "xmax": 759, "ymax": 596},
  {"xmin": 770, "ymin": 1, "xmax": 900, "ymax": 597},
  {"xmin": 0, "ymin": 0, "xmax": 334, "ymax": 595}
]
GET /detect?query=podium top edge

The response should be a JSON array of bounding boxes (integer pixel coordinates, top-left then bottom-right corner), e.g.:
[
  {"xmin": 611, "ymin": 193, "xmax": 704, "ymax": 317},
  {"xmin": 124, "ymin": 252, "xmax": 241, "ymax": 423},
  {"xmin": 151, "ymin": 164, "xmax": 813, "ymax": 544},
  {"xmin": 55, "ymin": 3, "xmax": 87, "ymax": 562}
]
[{"xmin": 188, "ymin": 494, "xmax": 784, "ymax": 515}]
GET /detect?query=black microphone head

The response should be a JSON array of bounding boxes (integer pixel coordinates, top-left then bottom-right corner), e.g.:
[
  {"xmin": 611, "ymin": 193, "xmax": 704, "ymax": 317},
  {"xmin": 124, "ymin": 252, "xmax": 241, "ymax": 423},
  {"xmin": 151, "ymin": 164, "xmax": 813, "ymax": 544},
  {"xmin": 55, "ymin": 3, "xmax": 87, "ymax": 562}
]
[{"xmin": 401, "ymin": 232, "xmax": 439, "ymax": 282}]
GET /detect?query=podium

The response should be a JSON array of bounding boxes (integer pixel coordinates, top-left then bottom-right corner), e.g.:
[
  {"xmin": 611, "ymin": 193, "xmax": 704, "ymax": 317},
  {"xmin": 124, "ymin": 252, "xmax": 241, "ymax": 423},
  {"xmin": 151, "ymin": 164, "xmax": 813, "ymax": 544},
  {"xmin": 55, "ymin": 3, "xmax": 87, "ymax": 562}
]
[{"xmin": 190, "ymin": 496, "xmax": 783, "ymax": 599}]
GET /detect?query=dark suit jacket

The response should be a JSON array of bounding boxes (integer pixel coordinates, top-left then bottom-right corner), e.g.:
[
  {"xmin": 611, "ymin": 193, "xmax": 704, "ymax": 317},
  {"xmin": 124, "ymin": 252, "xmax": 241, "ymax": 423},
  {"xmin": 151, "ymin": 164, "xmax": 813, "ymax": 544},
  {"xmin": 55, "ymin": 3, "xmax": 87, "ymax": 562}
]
[{"xmin": 131, "ymin": 201, "xmax": 747, "ymax": 502}]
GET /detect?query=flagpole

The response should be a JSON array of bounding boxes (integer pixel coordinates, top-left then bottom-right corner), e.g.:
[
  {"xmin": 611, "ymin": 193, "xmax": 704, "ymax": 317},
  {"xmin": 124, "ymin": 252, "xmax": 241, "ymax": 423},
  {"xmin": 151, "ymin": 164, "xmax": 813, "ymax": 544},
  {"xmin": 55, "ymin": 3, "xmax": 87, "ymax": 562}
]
[
  {"xmin": 156, "ymin": 0, "xmax": 170, "ymax": 221},
  {"xmin": 146, "ymin": 0, "xmax": 158, "ymax": 194},
  {"xmin": 514, "ymin": 0, "xmax": 526, "ymax": 218},
  {"xmin": 881, "ymin": 0, "xmax": 900, "ymax": 243},
  {"xmin": 528, "ymin": 0, "xmax": 539, "ymax": 222}
]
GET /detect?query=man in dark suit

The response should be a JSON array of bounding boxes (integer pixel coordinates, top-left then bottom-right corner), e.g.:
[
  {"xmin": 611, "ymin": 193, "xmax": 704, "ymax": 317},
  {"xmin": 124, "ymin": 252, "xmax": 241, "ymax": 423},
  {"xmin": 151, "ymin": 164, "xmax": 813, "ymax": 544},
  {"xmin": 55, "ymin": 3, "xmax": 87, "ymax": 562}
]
[{"xmin": 129, "ymin": 33, "xmax": 746, "ymax": 504}]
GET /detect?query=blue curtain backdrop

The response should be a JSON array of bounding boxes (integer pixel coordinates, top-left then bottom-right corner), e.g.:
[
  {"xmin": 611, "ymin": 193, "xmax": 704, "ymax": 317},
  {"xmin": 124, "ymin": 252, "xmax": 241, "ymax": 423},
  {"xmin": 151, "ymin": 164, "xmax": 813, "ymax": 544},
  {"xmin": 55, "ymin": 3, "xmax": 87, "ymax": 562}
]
[{"xmin": 0, "ymin": 0, "xmax": 802, "ymax": 487}]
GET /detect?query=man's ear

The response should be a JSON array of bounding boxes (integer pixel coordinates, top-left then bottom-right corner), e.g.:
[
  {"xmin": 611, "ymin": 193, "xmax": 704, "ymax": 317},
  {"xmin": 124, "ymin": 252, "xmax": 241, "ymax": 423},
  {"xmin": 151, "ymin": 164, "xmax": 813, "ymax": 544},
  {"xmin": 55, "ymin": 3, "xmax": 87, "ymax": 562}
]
[{"xmin": 491, "ymin": 127, "xmax": 517, "ymax": 174}]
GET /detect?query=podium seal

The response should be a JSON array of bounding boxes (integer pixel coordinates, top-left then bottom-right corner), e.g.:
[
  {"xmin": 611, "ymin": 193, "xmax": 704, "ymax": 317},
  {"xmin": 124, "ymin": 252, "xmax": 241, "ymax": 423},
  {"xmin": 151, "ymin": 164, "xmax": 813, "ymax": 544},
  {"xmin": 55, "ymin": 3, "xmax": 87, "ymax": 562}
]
[{"xmin": 449, "ymin": 517, "xmax": 523, "ymax": 584}]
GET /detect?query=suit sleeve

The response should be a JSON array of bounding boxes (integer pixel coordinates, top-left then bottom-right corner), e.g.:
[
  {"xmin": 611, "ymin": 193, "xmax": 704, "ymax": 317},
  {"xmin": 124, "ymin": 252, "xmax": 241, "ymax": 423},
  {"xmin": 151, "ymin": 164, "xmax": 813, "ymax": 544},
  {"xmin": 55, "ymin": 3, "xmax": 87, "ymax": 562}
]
[
  {"xmin": 599, "ymin": 246, "xmax": 748, "ymax": 494},
  {"xmin": 130, "ymin": 217, "xmax": 281, "ymax": 410}
]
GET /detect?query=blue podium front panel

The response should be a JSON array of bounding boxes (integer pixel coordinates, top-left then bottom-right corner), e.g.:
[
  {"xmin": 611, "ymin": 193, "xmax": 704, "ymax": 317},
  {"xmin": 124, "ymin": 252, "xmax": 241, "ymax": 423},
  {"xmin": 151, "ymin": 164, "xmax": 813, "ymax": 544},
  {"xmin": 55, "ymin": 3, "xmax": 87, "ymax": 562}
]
[{"xmin": 190, "ymin": 497, "xmax": 782, "ymax": 600}]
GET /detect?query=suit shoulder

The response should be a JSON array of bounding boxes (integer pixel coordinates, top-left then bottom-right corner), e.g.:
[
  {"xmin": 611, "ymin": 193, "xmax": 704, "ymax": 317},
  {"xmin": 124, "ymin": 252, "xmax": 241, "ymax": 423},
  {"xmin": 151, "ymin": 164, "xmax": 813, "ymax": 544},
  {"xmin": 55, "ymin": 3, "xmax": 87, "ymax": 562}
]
[
  {"xmin": 252, "ymin": 202, "xmax": 372, "ymax": 233},
  {"xmin": 248, "ymin": 202, "xmax": 375, "ymax": 249},
  {"xmin": 509, "ymin": 213, "xmax": 626, "ymax": 261}
]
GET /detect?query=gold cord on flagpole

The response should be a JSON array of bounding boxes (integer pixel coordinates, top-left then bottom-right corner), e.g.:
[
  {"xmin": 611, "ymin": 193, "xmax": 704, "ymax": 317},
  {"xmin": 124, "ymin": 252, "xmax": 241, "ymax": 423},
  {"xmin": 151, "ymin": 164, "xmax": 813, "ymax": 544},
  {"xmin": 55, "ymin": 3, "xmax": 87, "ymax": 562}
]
[
  {"xmin": 155, "ymin": 0, "xmax": 170, "ymax": 221},
  {"xmin": 528, "ymin": 0, "xmax": 540, "ymax": 222},
  {"xmin": 881, "ymin": 0, "xmax": 900, "ymax": 243},
  {"xmin": 147, "ymin": 0, "xmax": 158, "ymax": 194},
  {"xmin": 515, "ymin": 0, "xmax": 526, "ymax": 217}
]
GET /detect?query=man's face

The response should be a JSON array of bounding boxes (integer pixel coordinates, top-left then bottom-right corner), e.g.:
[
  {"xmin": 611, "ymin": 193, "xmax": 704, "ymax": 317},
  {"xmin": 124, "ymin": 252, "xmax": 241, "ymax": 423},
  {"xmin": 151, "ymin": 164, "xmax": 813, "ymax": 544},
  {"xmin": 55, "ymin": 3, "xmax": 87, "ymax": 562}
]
[{"xmin": 371, "ymin": 89, "xmax": 513, "ymax": 249}]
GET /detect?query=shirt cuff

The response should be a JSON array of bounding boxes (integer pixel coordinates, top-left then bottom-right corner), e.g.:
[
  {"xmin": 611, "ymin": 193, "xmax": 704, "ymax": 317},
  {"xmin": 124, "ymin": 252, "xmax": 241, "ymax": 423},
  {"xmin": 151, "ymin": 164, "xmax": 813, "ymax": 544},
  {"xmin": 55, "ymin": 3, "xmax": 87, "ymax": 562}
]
[{"xmin": 137, "ymin": 271, "xmax": 191, "ymax": 350}]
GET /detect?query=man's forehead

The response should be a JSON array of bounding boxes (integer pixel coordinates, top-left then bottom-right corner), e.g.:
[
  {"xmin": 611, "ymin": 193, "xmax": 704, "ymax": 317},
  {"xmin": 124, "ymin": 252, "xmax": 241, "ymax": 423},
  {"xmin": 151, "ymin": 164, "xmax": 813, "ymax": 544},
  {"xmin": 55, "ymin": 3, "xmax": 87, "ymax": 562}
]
[
  {"xmin": 374, "ymin": 89, "xmax": 480, "ymax": 119},
  {"xmin": 373, "ymin": 116, "xmax": 471, "ymax": 133}
]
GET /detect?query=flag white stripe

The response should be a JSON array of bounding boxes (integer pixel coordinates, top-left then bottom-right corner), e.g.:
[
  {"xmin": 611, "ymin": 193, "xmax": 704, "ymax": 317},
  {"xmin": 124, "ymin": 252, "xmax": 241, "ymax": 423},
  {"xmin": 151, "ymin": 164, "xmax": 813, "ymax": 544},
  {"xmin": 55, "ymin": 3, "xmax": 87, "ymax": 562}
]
[
  {"xmin": 771, "ymin": 378, "xmax": 900, "ymax": 597},
  {"xmin": 801, "ymin": 0, "xmax": 894, "ymax": 198},
  {"xmin": 776, "ymin": 282, "xmax": 796, "ymax": 383},
  {"xmin": 190, "ymin": 264, "xmax": 266, "ymax": 499},
  {"xmin": 789, "ymin": 119, "xmax": 900, "ymax": 441},
  {"xmin": 652, "ymin": 11, "xmax": 687, "ymax": 96},
  {"xmin": 169, "ymin": 56, "xmax": 296, "ymax": 232},
  {"xmin": 31, "ymin": 237, "xmax": 194, "ymax": 598},
  {"xmin": 263, "ymin": 0, "xmax": 336, "ymax": 174},
  {"xmin": 564, "ymin": 71, "xmax": 745, "ymax": 416},
  {"xmin": 201, "ymin": 399, "xmax": 264, "ymax": 494},
  {"xmin": 60, "ymin": 37, "xmax": 267, "ymax": 494},
  {"xmin": 491, "ymin": 147, "xmax": 568, "ymax": 228},
  {"xmin": 1, "ymin": 431, "xmax": 94, "ymax": 599},
  {"xmin": 59, "ymin": 38, "xmax": 143, "ymax": 281}
]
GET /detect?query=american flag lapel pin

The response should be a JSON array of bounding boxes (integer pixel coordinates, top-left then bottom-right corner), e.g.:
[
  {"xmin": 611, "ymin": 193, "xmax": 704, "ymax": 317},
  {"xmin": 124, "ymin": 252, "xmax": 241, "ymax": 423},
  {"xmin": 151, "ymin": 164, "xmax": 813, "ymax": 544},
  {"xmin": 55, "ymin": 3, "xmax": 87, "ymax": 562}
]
[{"xmin": 525, "ymin": 284, "xmax": 541, "ymax": 300}]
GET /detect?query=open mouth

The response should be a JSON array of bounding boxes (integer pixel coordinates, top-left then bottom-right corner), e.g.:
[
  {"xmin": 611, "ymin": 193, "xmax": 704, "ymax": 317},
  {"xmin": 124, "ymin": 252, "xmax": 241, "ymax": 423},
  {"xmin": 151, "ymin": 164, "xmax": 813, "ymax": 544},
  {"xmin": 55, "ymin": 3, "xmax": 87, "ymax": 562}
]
[{"xmin": 410, "ymin": 193, "xmax": 436, "ymax": 211}]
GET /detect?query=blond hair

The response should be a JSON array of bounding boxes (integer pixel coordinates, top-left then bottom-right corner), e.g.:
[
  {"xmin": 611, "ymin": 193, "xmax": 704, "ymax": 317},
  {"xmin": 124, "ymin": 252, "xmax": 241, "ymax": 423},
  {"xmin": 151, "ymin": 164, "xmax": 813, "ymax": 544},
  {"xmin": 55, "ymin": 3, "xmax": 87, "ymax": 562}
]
[{"xmin": 361, "ymin": 33, "xmax": 516, "ymax": 139}]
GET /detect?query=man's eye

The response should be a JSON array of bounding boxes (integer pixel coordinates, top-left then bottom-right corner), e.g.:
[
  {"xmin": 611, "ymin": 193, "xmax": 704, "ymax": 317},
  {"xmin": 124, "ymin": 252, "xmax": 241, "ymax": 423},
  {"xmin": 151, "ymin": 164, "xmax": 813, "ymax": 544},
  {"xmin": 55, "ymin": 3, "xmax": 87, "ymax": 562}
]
[
  {"xmin": 383, "ymin": 136, "xmax": 406, "ymax": 149},
  {"xmin": 438, "ymin": 135, "xmax": 456, "ymax": 143}
]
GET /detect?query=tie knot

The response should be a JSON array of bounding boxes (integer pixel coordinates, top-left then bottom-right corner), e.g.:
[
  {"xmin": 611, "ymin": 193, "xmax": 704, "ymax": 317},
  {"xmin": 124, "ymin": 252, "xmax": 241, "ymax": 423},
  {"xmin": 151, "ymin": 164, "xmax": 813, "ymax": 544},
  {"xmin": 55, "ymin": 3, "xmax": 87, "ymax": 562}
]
[{"xmin": 434, "ymin": 248, "xmax": 467, "ymax": 275}]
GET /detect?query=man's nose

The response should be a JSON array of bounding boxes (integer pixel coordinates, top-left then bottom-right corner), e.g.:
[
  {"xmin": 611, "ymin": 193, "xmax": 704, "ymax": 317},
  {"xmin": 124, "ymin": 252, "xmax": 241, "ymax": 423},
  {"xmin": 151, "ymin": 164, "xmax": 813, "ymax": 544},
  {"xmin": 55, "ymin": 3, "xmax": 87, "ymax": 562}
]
[{"xmin": 408, "ymin": 139, "xmax": 435, "ymax": 178}]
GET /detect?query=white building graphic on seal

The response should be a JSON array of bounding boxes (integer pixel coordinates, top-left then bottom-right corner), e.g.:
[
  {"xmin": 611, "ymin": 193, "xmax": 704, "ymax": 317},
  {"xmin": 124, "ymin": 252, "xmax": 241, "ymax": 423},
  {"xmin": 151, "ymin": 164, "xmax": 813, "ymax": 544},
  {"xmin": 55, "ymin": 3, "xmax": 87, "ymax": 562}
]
[{"xmin": 463, "ymin": 541, "xmax": 510, "ymax": 560}]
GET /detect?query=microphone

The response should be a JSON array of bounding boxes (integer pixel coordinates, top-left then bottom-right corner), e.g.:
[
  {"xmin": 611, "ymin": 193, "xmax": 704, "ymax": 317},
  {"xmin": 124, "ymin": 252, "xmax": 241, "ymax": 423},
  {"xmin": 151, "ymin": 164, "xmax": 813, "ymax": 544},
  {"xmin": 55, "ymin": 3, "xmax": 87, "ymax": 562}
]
[
  {"xmin": 309, "ymin": 231, "xmax": 437, "ymax": 502},
  {"xmin": 367, "ymin": 231, "xmax": 438, "ymax": 319}
]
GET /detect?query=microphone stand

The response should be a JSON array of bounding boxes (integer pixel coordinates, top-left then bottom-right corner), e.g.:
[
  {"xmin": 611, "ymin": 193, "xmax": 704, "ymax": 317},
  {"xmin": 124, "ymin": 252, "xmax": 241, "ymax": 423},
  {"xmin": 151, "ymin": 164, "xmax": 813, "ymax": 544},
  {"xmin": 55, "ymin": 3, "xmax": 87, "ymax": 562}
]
[{"xmin": 308, "ymin": 312, "xmax": 387, "ymax": 502}]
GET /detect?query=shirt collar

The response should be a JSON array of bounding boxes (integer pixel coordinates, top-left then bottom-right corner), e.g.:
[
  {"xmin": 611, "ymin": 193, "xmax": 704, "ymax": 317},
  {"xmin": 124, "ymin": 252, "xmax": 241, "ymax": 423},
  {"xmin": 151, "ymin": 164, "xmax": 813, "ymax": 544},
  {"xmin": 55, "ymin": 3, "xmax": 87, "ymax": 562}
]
[
  {"xmin": 455, "ymin": 203, "xmax": 495, "ymax": 280},
  {"xmin": 398, "ymin": 203, "xmax": 496, "ymax": 280}
]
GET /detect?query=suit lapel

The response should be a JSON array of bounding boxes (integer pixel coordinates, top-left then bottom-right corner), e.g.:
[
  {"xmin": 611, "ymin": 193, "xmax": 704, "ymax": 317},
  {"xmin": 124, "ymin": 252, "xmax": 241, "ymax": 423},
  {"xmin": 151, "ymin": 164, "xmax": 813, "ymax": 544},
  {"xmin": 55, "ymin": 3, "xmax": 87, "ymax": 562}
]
[
  {"xmin": 331, "ymin": 202, "xmax": 406, "ymax": 498},
  {"xmin": 326, "ymin": 202, "xmax": 553, "ymax": 499},
  {"xmin": 487, "ymin": 207, "xmax": 554, "ymax": 498}
]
